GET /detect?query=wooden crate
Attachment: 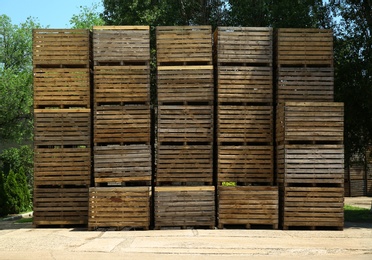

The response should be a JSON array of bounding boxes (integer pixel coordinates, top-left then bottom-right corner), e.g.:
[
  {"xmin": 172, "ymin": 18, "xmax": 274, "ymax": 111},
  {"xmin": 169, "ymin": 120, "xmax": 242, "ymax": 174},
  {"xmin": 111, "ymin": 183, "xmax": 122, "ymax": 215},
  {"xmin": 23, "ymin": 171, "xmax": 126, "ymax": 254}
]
[
  {"xmin": 281, "ymin": 186, "xmax": 344, "ymax": 230},
  {"xmin": 33, "ymin": 187, "xmax": 89, "ymax": 226},
  {"xmin": 34, "ymin": 147, "xmax": 91, "ymax": 186},
  {"xmin": 276, "ymin": 102, "xmax": 344, "ymax": 144},
  {"xmin": 218, "ymin": 145, "xmax": 273, "ymax": 184},
  {"xmin": 218, "ymin": 186, "xmax": 278, "ymax": 229},
  {"xmin": 154, "ymin": 186, "xmax": 215, "ymax": 229},
  {"xmin": 277, "ymin": 67, "xmax": 334, "ymax": 103},
  {"xmin": 158, "ymin": 104, "xmax": 213, "ymax": 143},
  {"xmin": 94, "ymin": 144, "xmax": 151, "ymax": 184},
  {"xmin": 156, "ymin": 26, "xmax": 212, "ymax": 65},
  {"xmin": 33, "ymin": 29, "xmax": 91, "ymax": 67},
  {"xmin": 94, "ymin": 65, "xmax": 150, "ymax": 104},
  {"xmin": 217, "ymin": 66, "xmax": 272, "ymax": 103},
  {"xmin": 89, "ymin": 187, "xmax": 151, "ymax": 230},
  {"xmin": 157, "ymin": 66, "xmax": 214, "ymax": 103},
  {"xmin": 157, "ymin": 144, "xmax": 213, "ymax": 184},
  {"xmin": 214, "ymin": 27, "xmax": 272, "ymax": 64},
  {"xmin": 277, "ymin": 144, "xmax": 344, "ymax": 186},
  {"xmin": 94, "ymin": 104, "xmax": 150, "ymax": 144},
  {"xmin": 349, "ymin": 180, "xmax": 365, "ymax": 197},
  {"xmin": 218, "ymin": 105, "xmax": 273, "ymax": 143},
  {"xmin": 34, "ymin": 109, "xmax": 91, "ymax": 146},
  {"xmin": 276, "ymin": 28, "xmax": 333, "ymax": 67},
  {"xmin": 93, "ymin": 26, "xmax": 150, "ymax": 63},
  {"xmin": 33, "ymin": 68, "xmax": 90, "ymax": 108}
]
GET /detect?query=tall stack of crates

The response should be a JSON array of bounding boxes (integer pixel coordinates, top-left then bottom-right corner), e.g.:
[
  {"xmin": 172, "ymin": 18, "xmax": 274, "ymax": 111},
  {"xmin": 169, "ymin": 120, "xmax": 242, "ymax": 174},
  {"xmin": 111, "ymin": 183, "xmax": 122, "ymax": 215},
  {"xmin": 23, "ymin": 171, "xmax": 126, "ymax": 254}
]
[
  {"xmin": 89, "ymin": 26, "xmax": 152, "ymax": 230},
  {"xmin": 33, "ymin": 29, "xmax": 92, "ymax": 226},
  {"xmin": 155, "ymin": 26, "xmax": 215, "ymax": 229},
  {"xmin": 214, "ymin": 27, "xmax": 278, "ymax": 229},
  {"xmin": 275, "ymin": 28, "xmax": 344, "ymax": 230}
]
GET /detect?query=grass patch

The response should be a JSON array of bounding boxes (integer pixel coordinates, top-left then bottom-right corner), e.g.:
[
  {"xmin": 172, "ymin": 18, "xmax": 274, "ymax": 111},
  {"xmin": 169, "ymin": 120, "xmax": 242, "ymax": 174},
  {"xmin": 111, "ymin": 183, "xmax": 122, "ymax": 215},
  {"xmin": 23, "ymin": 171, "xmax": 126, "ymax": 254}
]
[
  {"xmin": 344, "ymin": 205, "xmax": 372, "ymax": 223},
  {"xmin": 15, "ymin": 217, "xmax": 33, "ymax": 224}
]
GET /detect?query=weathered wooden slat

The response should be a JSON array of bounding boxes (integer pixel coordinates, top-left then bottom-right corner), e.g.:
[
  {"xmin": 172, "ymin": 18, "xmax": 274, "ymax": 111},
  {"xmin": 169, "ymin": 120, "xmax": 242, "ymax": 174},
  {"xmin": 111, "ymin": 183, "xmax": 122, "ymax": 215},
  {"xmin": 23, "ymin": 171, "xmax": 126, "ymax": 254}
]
[
  {"xmin": 218, "ymin": 186, "xmax": 278, "ymax": 229},
  {"xmin": 217, "ymin": 66, "xmax": 272, "ymax": 103},
  {"xmin": 277, "ymin": 144, "xmax": 344, "ymax": 185},
  {"xmin": 33, "ymin": 187, "xmax": 89, "ymax": 226},
  {"xmin": 154, "ymin": 186, "xmax": 215, "ymax": 229},
  {"xmin": 281, "ymin": 186, "xmax": 344, "ymax": 230},
  {"xmin": 88, "ymin": 187, "xmax": 151, "ymax": 230},
  {"xmin": 158, "ymin": 104, "xmax": 213, "ymax": 143},
  {"xmin": 157, "ymin": 66, "xmax": 214, "ymax": 102},
  {"xmin": 94, "ymin": 104, "xmax": 150, "ymax": 144},
  {"xmin": 33, "ymin": 29, "xmax": 91, "ymax": 66},
  {"xmin": 218, "ymin": 105, "xmax": 273, "ymax": 143},
  {"xmin": 277, "ymin": 67, "xmax": 334, "ymax": 103},
  {"xmin": 156, "ymin": 26, "xmax": 212, "ymax": 64},
  {"xmin": 218, "ymin": 145, "xmax": 273, "ymax": 184},
  {"xmin": 157, "ymin": 144, "xmax": 213, "ymax": 183},
  {"xmin": 276, "ymin": 28, "xmax": 333, "ymax": 66},
  {"xmin": 34, "ymin": 109, "xmax": 91, "ymax": 146},
  {"xmin": 94, "ymin": 65, "xmax": 150, "ymax": 104},
  {"xmin": 93, "ymin": 26, "xmax": 150, "ymax": 63},
  {"xmin": 214, "ymin": 27, "xmax": 272, "ymax": 64},
  {"xmin": 276, "ymin": 102, "xmax": 344, "ymax": 144},
  {"xmin": 94, "ymin": 144, "xmax": 151, "ymax": 184}
]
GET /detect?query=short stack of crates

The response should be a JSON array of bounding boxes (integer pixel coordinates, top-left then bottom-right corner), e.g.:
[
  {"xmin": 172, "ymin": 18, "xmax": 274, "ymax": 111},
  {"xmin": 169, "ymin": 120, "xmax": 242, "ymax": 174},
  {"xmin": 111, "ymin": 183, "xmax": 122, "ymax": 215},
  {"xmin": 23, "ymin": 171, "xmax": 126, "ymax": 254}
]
[
  {"xmin": 89, "ymin": 26, "xmax": 152, "ymax": 230},
  {"xmin": 214, "ymin": 27, "xmax": 278, "ymax": 229},
  {"xmin": 275, "ymin": 28, "xmax": 344, "ymax": 230},
  {"xmin": 33, "ymin": 29, "xmax": 92, "ymax": 226},
  {"xmin": 155, "ymin": 26, "xmax": 215, "ymax": 229}
]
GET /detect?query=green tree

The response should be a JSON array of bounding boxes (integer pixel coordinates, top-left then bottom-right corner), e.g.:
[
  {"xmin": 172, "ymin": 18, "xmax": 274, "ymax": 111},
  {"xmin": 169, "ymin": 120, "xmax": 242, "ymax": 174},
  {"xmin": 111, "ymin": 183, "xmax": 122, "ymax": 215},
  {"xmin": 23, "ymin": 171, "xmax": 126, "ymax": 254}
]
[{"xmin": 69, "ymin": 3, "xmax": 105, "ymax": 29}]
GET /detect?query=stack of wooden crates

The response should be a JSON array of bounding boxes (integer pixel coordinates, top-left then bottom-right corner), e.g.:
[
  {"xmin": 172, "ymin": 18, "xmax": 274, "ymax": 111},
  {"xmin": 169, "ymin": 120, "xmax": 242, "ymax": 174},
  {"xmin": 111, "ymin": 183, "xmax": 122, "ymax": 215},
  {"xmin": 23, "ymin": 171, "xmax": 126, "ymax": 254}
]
[
  {"xmin": 33, "ymin": 29, "xmax": 92, "ymax": 226},
  {"xmin": 275, "ymin": 29, "xmax": 344, "ymax": 230},
  {"xmin": 155, "ymin": 26, "xmax": 215, "ymax": 229},
  {"xmin": 214, "ymin": 27, "xmax": 278, "ymax": 229},
  {"xmin": 88, "ymin": 26, "xmax": 152, "ymax": 230}
]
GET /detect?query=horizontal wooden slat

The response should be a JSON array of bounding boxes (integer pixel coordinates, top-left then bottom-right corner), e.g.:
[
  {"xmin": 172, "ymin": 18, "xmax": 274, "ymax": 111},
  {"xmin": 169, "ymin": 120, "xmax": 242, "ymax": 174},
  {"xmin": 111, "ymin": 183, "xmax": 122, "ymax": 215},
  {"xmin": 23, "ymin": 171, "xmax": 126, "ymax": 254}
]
[
  {"xmin": 94, "ymin": 65, "xmax": 150, "ymax": 103},
  {"xmin": 217, "ymin": 66, "xmax": 272, "ymax": 103},
  {"xmin": 157, "ymin": 144, "xmax": 213, "ymax": 183},
  {"xmin": 215, "ymin": 27, "xmax": 272, "ymax": 64},
  {"xmin": 218, "ymin": 145, "xmax": 273, "ymax": 184},
  {"xmin": 94, "ymin": 104, "xmax": 150, "ymax": 144},
  {"xmin": 94, "ymin": 144, "xmax": 151, "ymax": 183},
  {"xmin": 89, "ymin": 187, "xmax": 151, "ymax": 230}
]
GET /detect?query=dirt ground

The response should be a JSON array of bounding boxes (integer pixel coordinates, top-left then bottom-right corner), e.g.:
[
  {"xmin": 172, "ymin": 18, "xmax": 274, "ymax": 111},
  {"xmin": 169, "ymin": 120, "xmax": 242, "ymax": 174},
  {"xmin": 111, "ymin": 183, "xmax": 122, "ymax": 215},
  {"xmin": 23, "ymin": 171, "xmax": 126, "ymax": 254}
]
[{"xmin": 0, "ymin": 197, "xmax": 371, "ymax": 260}]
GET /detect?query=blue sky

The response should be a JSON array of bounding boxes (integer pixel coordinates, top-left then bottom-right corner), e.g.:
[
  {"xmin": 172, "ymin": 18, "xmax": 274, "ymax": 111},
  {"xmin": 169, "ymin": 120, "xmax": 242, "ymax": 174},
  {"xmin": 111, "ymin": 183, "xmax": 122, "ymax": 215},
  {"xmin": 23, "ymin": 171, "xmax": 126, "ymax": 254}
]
[{"xmin": 0, "ymin": 0, "xmax": 103, "ymax": 28}]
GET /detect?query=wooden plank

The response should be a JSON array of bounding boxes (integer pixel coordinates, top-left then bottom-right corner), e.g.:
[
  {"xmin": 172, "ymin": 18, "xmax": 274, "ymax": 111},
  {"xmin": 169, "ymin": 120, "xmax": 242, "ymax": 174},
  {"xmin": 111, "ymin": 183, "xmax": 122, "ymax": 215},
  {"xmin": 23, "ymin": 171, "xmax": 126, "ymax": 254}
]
[
  {"xmin": 218, "ymin": 105, "xmax": 273, "ymax": 143},
  {"xmin": 94, "ymin": 104, "xmax": 150, "ymax": 144},
  {"xmin": 33, "ymin": 68, "xmax": 90, "ymax": 108},
  {"xmin": 156, "ymin": 26, "xmax": 212, "ymax": 64},
  {"xmin": 217, "ymin": 66, "xmax": 272, "ymax": 103},
  {"xmin": 94, "ymin": 65, "xmax": 150, "ymax": 104},
  {"xmin": 33, "ymin": 187, "xmax": 89, "ymax": 226},
  {"xmin": 276, "ymin": 144, "xmax": 344, "ymax": 185},
  {"xmin": 277, "ymin": 67, "xmax": 334, "ymax": 103},
  {"xmin": 218, "ymin": 186, "xmax": 278, "ymax": 228},
  {"xmin": 94, "ymin": 144, "xmax": 151, "ymax": 183},
  {"xmin": 93, "ymin": 27, "xmax": 150, "ymax": 62},
  {"xmin": 157, "ymin": 66, "xmax": 213, "ymax": 102},
  {"xmin": 276, "ymin": 102, "xmax": 344, "ymax": 144},
  {"xmin": 157, "ymin": 144, "xmax": 213, "ymax": 183},
  {"xmin": 34, "ymin": 110, "xmax": 91, "ymax": 146},
  {"xmin": 281, "ymin": 186, "xmax": 344, "ymax": 229},
  {"xmin": 33, "ymin": 29, "xmax": 91, "ymax": 66},
  {"xmin": 276, "ymin": 28, "xmax": 333, "ymax": 66},
  {"xmin": 154, "ymin": 186, "xmax": 215, "ymax": 228},
  {"xmin": 215, "ymin": 27, "xmax": 272, "ymax": 64},
  {"xmin": 158, "ymin": 104, "xmax": 213, "ymax": 143},
  {"xmin": 89, "ymin": 187, "xmax": 151, "ymax": 230},
  {"xmin": 350, "ymin": 180, "xmax": 365, "ymax": 197},
  {"xmin": 218, "ymin": 145, "xmax": 273, "ymax": 184},
  {"xmin": 34, "ymin": 147, "xmax": 91, "ymax": 186}
]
